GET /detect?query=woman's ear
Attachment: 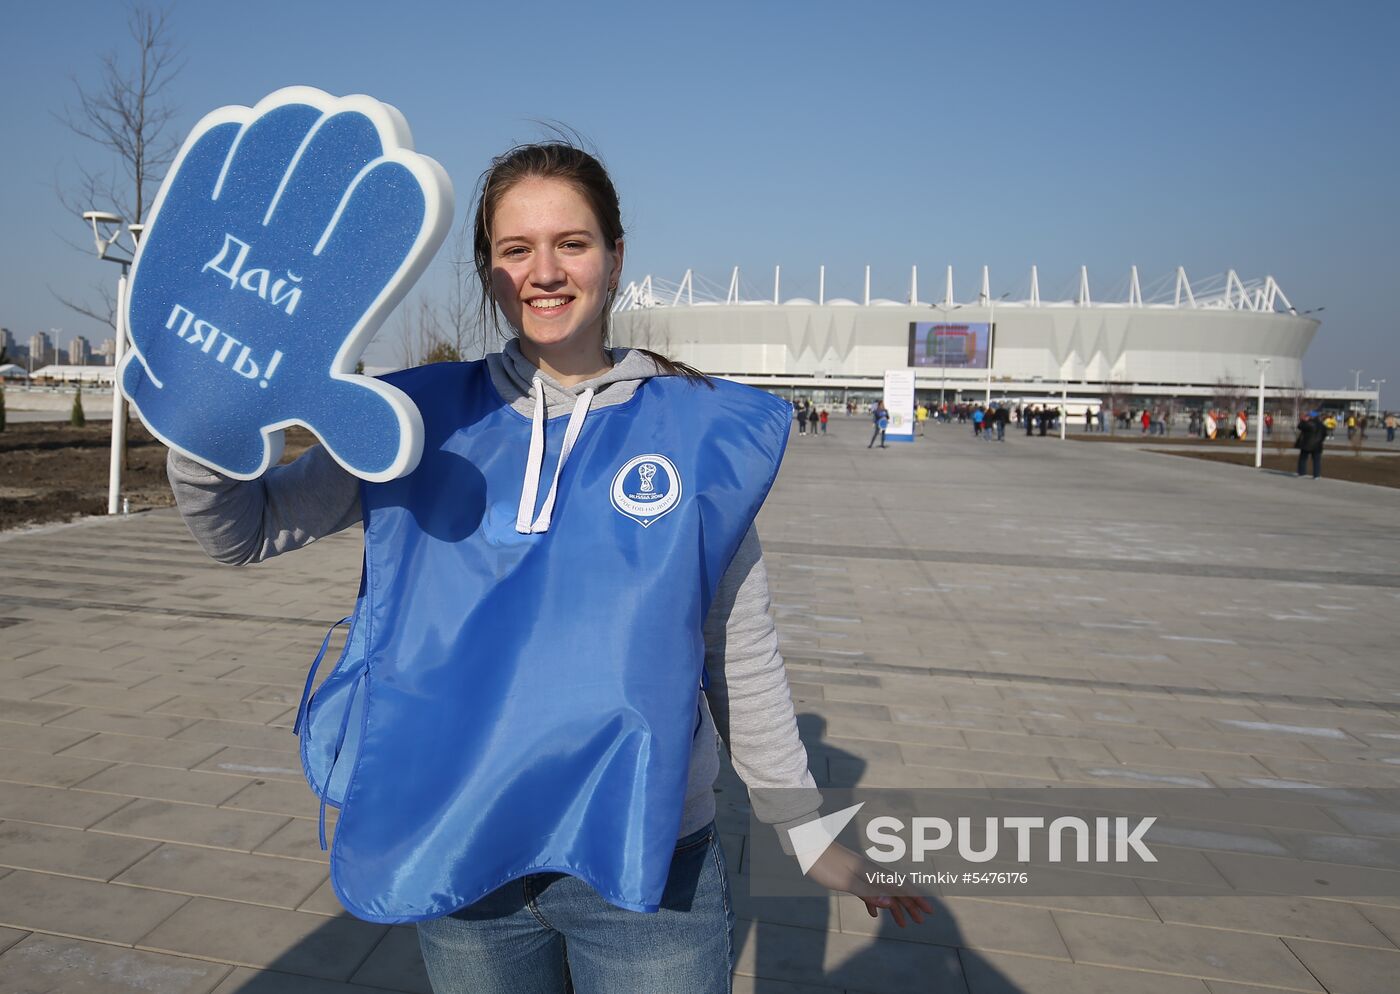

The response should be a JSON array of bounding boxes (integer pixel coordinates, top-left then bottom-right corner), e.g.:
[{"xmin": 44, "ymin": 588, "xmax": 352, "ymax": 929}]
[{"xmin": 609, "ymin": 238, "xmax": 625, "ymax": 290}]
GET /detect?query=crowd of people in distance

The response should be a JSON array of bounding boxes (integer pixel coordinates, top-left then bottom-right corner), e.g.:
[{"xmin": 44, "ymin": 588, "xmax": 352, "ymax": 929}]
[
  {"xmin": 791, "ymin": 398, "xmax": 829, "ymax": 437},
  {"xmin": 788, "ymin": 398, "xmax": 1397, "ymax": 477}
]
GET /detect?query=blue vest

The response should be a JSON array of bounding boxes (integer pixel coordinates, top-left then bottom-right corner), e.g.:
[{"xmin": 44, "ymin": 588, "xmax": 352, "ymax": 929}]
[{"xmin": 296, "ymin": 360, "xmax": 790, "ymax": 923}]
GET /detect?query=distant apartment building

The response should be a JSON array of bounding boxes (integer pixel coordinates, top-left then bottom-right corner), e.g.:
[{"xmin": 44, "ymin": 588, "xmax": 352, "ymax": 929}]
[
  {"xmin": 0, "ymin": 327, "xmax": 14, "ymax": 356},
  {"xmin": 95, "ymin": 338, "xmax": 118, "ymax": 365},
  {"xmin": 28, "ymin": 332, "xmax": 55, "ymax": 367},
  {"xmin": 67, "ymin": 336, "xmax": 93, "ymax": 365}
]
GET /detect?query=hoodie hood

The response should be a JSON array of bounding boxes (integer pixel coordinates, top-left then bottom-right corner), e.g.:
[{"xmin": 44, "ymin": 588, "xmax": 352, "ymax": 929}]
[
  {"xmin": 485, "ymin": 339, "xmax": 664, "ymax": 534},
  {"xmin": 488, "ymin": 338, "xmax": 661, "ymax": 420}
]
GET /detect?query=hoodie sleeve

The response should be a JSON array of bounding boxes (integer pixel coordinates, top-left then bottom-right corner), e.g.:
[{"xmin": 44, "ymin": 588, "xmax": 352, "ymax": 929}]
[
  {"xmin": 167, "ymin": 446, "xmax": 362, "ymax": 565},
  {"xmin": 702, "ymin": 526, "xmax": 823, "ymax": 834}
]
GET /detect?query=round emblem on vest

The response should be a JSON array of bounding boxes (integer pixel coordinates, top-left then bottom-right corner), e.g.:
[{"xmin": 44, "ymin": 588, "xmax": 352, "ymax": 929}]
[{"xmin": 610, "ymin": 453, "xmax": 682, "ymax": 527}]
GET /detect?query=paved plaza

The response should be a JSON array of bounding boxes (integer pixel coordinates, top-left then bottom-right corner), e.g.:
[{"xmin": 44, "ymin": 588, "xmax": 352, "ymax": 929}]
[{"xmin": 0, "ymin": 416, "xmax": 1399, "ymax": 992}]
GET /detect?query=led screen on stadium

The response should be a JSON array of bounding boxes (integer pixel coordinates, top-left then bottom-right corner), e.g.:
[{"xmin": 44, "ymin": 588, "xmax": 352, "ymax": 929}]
[{"xmin": 908, "ymin": 322, "xmax": 992, "ymax": 369}]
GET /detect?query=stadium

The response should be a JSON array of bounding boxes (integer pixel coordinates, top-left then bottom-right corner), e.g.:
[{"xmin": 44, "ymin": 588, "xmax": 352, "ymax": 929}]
[{"xmin": 610, "ymin": 265, "xmax": 1336, "ymax": 410}]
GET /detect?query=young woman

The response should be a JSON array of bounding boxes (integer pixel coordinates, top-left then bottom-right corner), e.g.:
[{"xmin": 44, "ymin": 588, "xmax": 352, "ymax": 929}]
[{"xmin": 168, "ymin": 141, "xmax": 928, "ymax": 993}]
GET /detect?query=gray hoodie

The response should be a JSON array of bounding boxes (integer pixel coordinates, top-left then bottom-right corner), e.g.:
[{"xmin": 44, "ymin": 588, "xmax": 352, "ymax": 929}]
[{"xmin": 166, "ymin": 340, "xmax": 821, "ymax": 842}]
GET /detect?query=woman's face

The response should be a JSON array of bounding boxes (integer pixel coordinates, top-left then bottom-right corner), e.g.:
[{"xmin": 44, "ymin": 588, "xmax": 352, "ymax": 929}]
[{"xmin": 489, "ymin": 176, "xmax": 623, "ymax": 357}]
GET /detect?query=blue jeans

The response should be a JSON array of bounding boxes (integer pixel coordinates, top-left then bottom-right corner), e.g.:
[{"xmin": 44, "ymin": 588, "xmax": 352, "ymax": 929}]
[{"xmin": 416, "ymin": 823, "xmax": 733, "ymax": 993}]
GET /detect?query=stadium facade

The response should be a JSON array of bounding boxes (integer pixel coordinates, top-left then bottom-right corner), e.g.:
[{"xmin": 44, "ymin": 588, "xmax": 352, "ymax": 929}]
[{"xmin": 610, "ymin": 265, "xmax": 1352, "ymax": 409}]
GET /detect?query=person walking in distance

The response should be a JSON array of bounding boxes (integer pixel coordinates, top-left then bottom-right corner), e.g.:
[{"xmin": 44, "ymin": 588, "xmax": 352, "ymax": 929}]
[
  {"xmin": 869, "ymin": 402, "xmax": 889, "ymax": 448},
  {"xmin": 819, "ymin": 408, "xmax": 828, "ymax": 436},
  {"xmin": 1296, "ymin": 410, "xmax": 1326, "ymax": 479}
]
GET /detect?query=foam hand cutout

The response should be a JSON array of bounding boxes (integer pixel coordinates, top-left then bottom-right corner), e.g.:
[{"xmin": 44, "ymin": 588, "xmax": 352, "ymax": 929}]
[{"xmin": 120, "ymin": 86, "xmax": 453, "ymax": 481}]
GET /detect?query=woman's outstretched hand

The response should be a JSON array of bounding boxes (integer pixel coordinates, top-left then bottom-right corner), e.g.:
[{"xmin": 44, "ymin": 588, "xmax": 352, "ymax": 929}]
[{"xmin": 802, "ymin": 842, "xmax": 934, "ymax": 928}]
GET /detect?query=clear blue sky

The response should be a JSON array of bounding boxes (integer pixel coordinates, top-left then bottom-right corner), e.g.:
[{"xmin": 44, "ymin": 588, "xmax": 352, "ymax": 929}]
[{"xmin": 3, "ymin": 0, "xmax": 1396, "ymax": 391}]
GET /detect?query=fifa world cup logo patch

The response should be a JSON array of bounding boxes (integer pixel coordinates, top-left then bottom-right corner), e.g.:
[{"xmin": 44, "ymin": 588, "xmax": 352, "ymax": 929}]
[{"xmin": 611, "ymin": 454, "xmax": 681, "ymax": 527}]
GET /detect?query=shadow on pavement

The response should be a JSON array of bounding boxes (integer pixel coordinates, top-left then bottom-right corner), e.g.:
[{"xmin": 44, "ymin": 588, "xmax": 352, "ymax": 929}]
[{"xmin": 731, "ymin": 714, "xmax": 1022, "ymax": 994}]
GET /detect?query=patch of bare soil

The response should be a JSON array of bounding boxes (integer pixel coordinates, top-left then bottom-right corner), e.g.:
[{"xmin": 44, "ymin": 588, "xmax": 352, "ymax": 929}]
[
  {"xmin": 1151, "ymin": 449, "xmax": 1400, "ymax": 489},
  {"xmin": 0, "ymin": 421, "xmax": 320, "ymax": 531}
]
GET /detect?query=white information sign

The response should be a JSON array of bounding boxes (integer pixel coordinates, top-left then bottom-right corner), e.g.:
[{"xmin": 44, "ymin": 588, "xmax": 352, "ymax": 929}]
[{"xmin": 883, "ymin": 369, "xmax": 916, "ymax": 443}]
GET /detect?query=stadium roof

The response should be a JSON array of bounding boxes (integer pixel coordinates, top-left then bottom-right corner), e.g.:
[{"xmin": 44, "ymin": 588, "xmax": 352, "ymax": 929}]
[{"xmin": 616, "ymin": 265, "xmax": 1307, "ymax": 316}]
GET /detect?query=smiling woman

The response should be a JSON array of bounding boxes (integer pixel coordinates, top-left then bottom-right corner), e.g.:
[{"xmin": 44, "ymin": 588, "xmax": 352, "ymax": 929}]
[
  {"xmin": 484, "ymin": 175, "xmax": 622, "ymax": 384},
  {"xmin": 166, "ymin": 137, "xmax": 929, "ymax": 994}
]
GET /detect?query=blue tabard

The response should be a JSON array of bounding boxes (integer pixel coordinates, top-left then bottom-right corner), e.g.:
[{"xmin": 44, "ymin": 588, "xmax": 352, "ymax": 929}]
[{"xmin": 296, "ymin": 360, "xmax": 791, "ymax": 923}]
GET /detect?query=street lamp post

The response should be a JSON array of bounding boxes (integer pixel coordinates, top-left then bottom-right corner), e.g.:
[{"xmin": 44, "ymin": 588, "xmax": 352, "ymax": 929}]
[
  {"xmin": 985, "ymin": 292, "xmax": 1009, "ymax": 406},
  {"xmin": 1370, "ymin": 379, "xmax": 1386, "ymax": 418},
  {"xmin": 81, "ymin": 211, "xmax": 139, "ymax": 515},
  {"xmin": 1254, "ymin": 358, "xmax": 1271, "ymax": 469},
  {"xmin": 1350, "ymin": 369, "xmax": 1363, "ymax": 393},
  {"xmin": 930, "ymin": 301, "xmax": 963, "ymax": 413}
]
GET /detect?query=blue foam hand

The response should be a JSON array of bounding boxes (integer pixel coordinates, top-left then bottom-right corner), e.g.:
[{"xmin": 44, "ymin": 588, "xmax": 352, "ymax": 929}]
[{"xmin": 120, "ymin": 86, "xmax": 454, "ymax": 480}]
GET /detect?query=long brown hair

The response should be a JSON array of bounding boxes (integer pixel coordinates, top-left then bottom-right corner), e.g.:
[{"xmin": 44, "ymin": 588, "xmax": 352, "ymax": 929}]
[{"xmin": 471, "ymin": 140, "xmax": 711, "ymax": 386}]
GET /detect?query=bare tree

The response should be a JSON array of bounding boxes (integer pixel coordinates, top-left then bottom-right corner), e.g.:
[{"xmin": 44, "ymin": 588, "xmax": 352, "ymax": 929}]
[
  {"xmin": 53, "ymin": 3, "xmax": 183, "ymax": 326},
  {"xmin": 1212, "ymin": 377, "xmax": 1249, "ymax": 418},
  {"xmin": 1102, "ymin": 375, "xmax": 1128, "ymax": 433},
  {"xmin": 396, "ymin": 225, "xmax": 486, "ymax": 367}
]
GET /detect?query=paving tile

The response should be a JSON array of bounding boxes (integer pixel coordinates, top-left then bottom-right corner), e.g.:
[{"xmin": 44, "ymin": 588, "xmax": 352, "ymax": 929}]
[
  {"xmin": 962, "ymin": 949, "xmax": 1212, "ymax": 994},
  {"xmin": 819, "ymin": 714, "xmax": 968, "ymax": 749},
  {"xmin": 0, "ymin": 749, "xmax": 111, "ymax": 788},
  {"xmin": 211, "ymin": 966, "xmax": 414, "ymax": 994},
  {"xmin": 0, "ymin": 869, "xmax": 188, "ymax": 944},
  {"xmin": 151, "ymin": 697, "xmax": 292, "ymax": 723},
  {"xmin": 44, "ymin": 706, "xmax": 196, "ymax": 739},
  {"xmin": 1356, "ymin": 902, "xmax": 1400, "ymax": 946},
  {"xmin": 732, "ymin": 890, "xmax": 840, "ymax": 931},
  {"xmin": 296, "ymin": 876, "xmax": 342, "ymax": 916},
  {"xmin": 1281, "ymin": 937, "xmax": 1400, "ymax": 994},
  {"xmin": 1147, "ymin": 892, "xmax": 1396, "ymax": 948},
  {"xmin": 835, "ymin": 894, "xmax": 1069, "ymax": 958},
  {"xmin": 74, "ymin": 763, "xmax": 253, "ymax": 805},
  {"xmin": 1051, "ymin": 909, "xmax": 1323, "ymax": 989},
  {"xmin": 349, "ymin": 925, "xmax": 433, "ymax": 993},
  {"xmin": 138, "ymin": 898, "xmax": 386, "ymax": 981},
  {"xmin": 35, "ymin": 683, "xmax": 182, "ymax": 711},
  {"xmin": 735, "ymin": 919, "xmax": 967, "ymax": 992},
  {"xmin": 0, "ymin": 780, "xmax": 133, "ymax": 828},
  {"xmin": 254, "ymin": 816, "xmax": 334, "ymax": 863},
  {"xmin": 732, "ymin": 975, "xmax": 842, "ymax": 994},
  {"xmin": 223, "ymin": 777, "xmax": 320, "ymax": 818},
  {"xmin": 0, "ymin": 819, "xmax": 158, "ymax": 879},
  {"xmin": 24, "ymin": 663, "xmax": 156, "ymax": 689},
  {"xmin": 900, "ymin": 743, "xmax": 1061, "ymax": 779},
  {"xmin": 0, "ymin": 718, "xmax": 94, "ymax": 754},
  {"xmin": 0, "ymin": 932, "xmax": 230, "ymax": 994},
  {"xmin": 115, "ymin": 844, "xmax": 329, "ymax": 908},
  {"xmin": 92, "ymin": 797, "xmax": 290, "ymax": 851},
  {"xmin": 0, "ymin": 698, "xmax": 79, "ymax": 725},
  {"xmin": 218, "ymin": 662, "xmax": 310, "ymax": 687},
  {"xmin": 124, "ymin": 673, "xmax": 276, "ymax": 703},
  {"xmin": 1204, "ymin": 850, "xmax": 1400, "ymax": 898},
  {"xmin": 195, "ymin": 745, "xmax": 303, "ymax": 781},
  {"xmin": 0, "ymin": 924, "xmax": 27, "ymax": 955},
  {"xmin": 960, "ymin": 729, "xmax": 1118, "ymax": 763},
  {"xmin": 171, "ymin": 717, "xmax": 298, "ymax": 751},
  {"xmin": 243, "ymin": 685, "xmax": 300, "ymax": 706},
  {"xmin": 58, "ymin": 731, "xmax": 225, "ymax": 769},
  {"xmin": 0, "ymin": 675, "xmax": 73, "ymax": 701}
]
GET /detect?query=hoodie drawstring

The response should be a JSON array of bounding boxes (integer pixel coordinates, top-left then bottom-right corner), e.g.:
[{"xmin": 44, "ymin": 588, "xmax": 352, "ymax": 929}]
[{"xmin": 516, "ymin": 376, "xmax": 595, "ymax": 534}]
